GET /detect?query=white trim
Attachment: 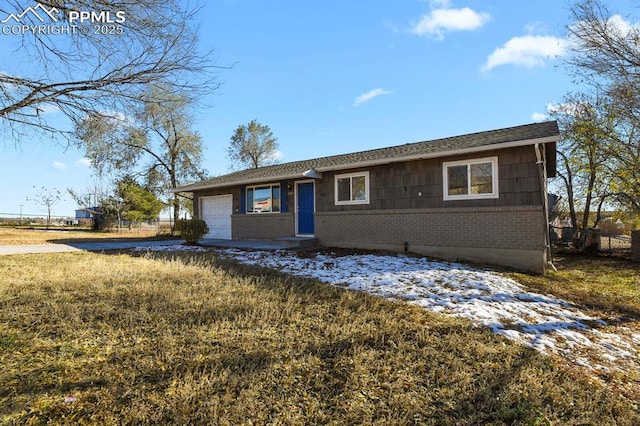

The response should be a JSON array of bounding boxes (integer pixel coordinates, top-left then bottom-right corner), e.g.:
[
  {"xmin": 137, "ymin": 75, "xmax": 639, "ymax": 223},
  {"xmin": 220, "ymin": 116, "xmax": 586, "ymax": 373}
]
[
  {"xmin": 335, "ymin": 171, "xmax": 370, "ymax": 205},
  {"xmin": 174, "ymin": 135, "xmax": 560, "ymax": 192},
  {"xmin": 442, "ymin": 156, "xmax": 499, "ymax": 201},
  {"xmin": 295, "ymin": 180, "xmax": 315, "ymax": 236},
  {"xmin": 245, "ymin": 182, "xmax": 281, "ymax": 214}
]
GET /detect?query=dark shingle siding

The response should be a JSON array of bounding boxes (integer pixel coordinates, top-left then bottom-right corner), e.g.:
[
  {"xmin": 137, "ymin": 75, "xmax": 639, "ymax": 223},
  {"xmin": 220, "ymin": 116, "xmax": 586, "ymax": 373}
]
[{"xmin": 179, "ymin": 121, "xmax": 559, "ymax": 191}]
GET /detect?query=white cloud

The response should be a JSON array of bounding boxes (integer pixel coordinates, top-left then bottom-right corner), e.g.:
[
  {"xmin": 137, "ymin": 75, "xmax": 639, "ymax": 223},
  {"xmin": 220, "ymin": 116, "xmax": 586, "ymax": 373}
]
[
  {"xmin": 383, "ymin": 20, "xmax": 400, "ymax": 34},
  {"xmin": 606, "ymin": 14, "xmax": 637, "ymax": 35},
  {"xmin": 410, "ymin": 1, "xmax": 490, "ymax": 40},
  {"xmin": 532, "ymin": 102, "xmax": 581, "ymax": 122},
  {"xmin": 575, "ymin": 14, "xmax": 636, "ymax": 39},
  {"xmin": 75, "ymin": 157, "xmax": 92, "ymax": 167},
  {"xmin": 524, "ymin": 21, "xmax": 548, "ymax": 35},
  {"xmin": 94, "ymin": 110, "xmax": 134, "ymax": 127},
  {"xmin": 36, "ymin": 103, "xmax": 60, "ymax": 115},
  {"xmin": 492, "ymin": 15, "xmax": 638, "ymax": 74},
  {"xmin": 568, "ymin": 14, "xmax": 639, "ymax": 51},
  {"xmin": 531, "ymin": 112, "xmax": 548, "ymax": 122},
  {"xmin": 353, "ymin": 88, "xmax": 391, "ymax": 107},
  {"xmin": 609, "ymin": 14, "xmax": 635, "ymax": 34},
  {"xmin": 546, "ymin": 101, "xmax": 582, "ymax": 117},
  {"xmin": 52, "ymin": 161, "xmax": 67, "ymax": 170},
  {"xmin": 482, "ymin": 35, "xmax": 567, "ymax": 71},
  {"xmin": 270, "ymin": 150, "xmax": 284, "ymax": 162}
]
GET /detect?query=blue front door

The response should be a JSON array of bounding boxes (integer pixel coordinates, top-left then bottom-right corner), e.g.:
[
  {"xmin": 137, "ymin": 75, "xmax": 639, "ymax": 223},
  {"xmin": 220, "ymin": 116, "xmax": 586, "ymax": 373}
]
[{"xmin": 297, "ymin": 182, "xmax": 315, "ymax": 235}]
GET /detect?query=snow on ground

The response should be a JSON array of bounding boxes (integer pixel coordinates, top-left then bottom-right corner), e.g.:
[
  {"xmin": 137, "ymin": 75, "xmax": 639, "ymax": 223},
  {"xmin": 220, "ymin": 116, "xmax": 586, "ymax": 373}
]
[
  {"xmin": 136, "ymin": 244, "xmax": 639, "ymax": 376},
  {"xmin": 217, "ymin": 248, "xmax": 639, "ymax": 376}
]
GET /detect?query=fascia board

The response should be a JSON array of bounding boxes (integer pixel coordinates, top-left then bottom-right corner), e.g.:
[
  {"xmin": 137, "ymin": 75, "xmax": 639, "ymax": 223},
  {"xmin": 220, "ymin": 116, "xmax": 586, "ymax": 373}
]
[
  {"xmin": 174, "ymin": 135, "xmax": 560, "ymax": 192},
  {"xmin": 314, "ymin": 135, "xmax": 560, "ymax": 173}
]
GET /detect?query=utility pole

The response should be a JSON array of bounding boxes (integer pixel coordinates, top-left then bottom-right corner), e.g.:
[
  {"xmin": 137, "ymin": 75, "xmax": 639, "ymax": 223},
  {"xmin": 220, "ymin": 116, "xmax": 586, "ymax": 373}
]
[{"xmin": 19, "ymin": 204, "xmax": 23, "ymax": 225}]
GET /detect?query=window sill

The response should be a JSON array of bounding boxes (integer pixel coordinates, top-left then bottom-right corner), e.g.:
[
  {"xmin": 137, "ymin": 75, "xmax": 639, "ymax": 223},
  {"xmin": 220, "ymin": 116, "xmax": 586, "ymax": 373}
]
[
  {"xmin": 335, "ymin": 201, "xmax": 370, "ymax": 206},
  {"xmin": 443, "ymin": 193, "xmax": 499, "ymax": 201}
]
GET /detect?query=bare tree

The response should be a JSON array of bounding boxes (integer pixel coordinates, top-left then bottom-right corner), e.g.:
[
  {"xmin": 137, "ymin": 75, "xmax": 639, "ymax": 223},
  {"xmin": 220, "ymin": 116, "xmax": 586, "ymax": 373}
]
[
  {"xmin": 227, "ymin": 119, "xmax": 279, "ymax": 169},
  {"xmin": 0, "ymin": 0, "xmax": 217, "ymax": 141},
  {"xmin": 565, "ymin": 0, "xmax": 640, "ymax": 215},
  {"xmin": 603, "ymin": 84, "xmax": 640, "ymax": 213},
  {"xmin": 75, "ymin": 86, "xmax": 206, "ymax": 228},
  {"xmin": 27, "ymin": 186, "xmax": 62, "ymax": 228},
  {"xmin": 549, "ymin": 92, "xmax": 615, "ymax": 243},
  {"xmin": 555, "ymin": 150, "xmax": 579, "ymax": 231},
  {"xmin": 567, "ymin": 0, "xmax": 640, "ymax": 89},
  {"xmin": 68, "ymin": 181, "xmax": 114, "ymax": 229}
]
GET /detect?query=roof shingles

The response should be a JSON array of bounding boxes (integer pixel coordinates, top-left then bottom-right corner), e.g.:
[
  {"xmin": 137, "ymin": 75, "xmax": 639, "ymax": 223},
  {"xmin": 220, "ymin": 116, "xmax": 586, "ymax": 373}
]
[{"xmin": 179, "ymin": 121, "xmax": 559, "ymax": 191}]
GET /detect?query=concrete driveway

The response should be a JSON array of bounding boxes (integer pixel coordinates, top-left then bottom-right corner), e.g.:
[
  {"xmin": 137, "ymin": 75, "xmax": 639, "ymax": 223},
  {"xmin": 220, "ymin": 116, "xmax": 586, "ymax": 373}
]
[
  {"xmin": 0, "ymin": 240, "xmax": 185, "ymax": 255},
  {"xmin": 0, "ymin": 237, "xmax": 309, "ymax": 255}
]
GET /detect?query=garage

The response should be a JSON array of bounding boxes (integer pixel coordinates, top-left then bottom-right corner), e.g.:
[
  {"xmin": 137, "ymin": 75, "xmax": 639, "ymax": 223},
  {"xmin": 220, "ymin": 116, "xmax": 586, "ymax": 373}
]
[{"xmin": 199, "ymin": 194, "xmax": 233, "ymax": 239}]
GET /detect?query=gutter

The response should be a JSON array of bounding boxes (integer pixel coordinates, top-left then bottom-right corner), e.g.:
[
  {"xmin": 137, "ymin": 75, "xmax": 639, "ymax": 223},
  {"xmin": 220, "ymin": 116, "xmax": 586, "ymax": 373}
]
[{"xmin": 535, "ymin": 143, "xmax": 557, "ymax": 272}]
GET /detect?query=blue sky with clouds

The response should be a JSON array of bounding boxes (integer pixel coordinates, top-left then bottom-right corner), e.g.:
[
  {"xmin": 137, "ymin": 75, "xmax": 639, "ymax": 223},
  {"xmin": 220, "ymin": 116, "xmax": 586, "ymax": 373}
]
[{"xmin": 0, "ymin": 0, "xmax": 633, "ymax": 217}]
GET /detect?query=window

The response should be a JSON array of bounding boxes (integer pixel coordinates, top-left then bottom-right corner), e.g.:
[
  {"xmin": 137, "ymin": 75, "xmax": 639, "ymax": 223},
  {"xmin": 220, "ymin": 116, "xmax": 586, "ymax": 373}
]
[
  {"xmin": 335, "ymin": 171, "xmax": 369, "ymax": 205},
  {"xmin": 443, "ymin": 157, "xmax": 498, "ymax": 200},
  {"xmin": 246, "ymin": 184, "xmax": 281, "ymax": 213}
]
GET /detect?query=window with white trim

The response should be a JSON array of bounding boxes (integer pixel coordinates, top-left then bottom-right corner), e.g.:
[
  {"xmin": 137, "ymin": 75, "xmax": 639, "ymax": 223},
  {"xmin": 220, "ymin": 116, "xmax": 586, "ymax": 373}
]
[
  {"xmin": 335, "ymin": 171, "xmax": 370, "ymax": 205},
  {"xmin": 443, "ymin": 157, "xmax": 499, "ymax": 200},
  {"xmin": 246, "ymin": 183, "xmax": 280, "ymax": 213}
]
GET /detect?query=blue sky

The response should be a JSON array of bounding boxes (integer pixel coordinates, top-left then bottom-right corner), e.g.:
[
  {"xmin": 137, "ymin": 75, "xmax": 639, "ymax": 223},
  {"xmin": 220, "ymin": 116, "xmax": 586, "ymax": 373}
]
[{"xmin": 0, "ymin": 0, "xmax": 631, "ymax": 217}]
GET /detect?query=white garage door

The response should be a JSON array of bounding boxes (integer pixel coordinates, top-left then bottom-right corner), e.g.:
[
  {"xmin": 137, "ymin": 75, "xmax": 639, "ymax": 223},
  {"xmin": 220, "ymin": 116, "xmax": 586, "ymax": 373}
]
[{"xmin": 200, "ymin": 195, "xmax": 233, "ymax": 239}]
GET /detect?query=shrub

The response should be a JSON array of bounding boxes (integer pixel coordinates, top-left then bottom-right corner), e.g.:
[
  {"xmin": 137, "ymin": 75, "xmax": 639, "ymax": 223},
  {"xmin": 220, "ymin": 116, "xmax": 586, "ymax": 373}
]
[{"xmin": 176, "ymin": 219, "xmax": 209, "ymax": 244}]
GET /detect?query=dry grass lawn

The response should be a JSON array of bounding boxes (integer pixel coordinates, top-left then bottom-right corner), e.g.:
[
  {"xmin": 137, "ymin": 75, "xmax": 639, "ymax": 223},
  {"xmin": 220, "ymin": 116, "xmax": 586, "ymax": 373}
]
[
  {"xmin": 511, "ymin": 252, "xmax": 640, "ymax": 320},
  {"xmin": 509, "ymin": 252, "xmax": 640, "ymax": 401},
  {"xmin": 1, "ymin": 250, "xmax": 638, "ymax": 425},
  {"xmin": 0, "ymin": 227, "xmax": 166, "ymax": 246}
]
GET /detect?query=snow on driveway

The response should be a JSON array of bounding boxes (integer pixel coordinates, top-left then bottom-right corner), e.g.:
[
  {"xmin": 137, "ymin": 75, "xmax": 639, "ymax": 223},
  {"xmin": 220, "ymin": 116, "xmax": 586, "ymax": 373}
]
[{"xmin": 216, "ymin": 248, "xmax": 639, "ymax": 376}]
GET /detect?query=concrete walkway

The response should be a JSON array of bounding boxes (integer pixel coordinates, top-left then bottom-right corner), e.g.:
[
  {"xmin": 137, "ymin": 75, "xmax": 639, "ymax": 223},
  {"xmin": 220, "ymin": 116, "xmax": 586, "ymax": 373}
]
[
  {"xmin": 0, "ymin": 240, "xmax": 185, "ymax": 256},
  {"xmin": 0, "ymin": 237, "xmax": 316, "ymax": 255}
]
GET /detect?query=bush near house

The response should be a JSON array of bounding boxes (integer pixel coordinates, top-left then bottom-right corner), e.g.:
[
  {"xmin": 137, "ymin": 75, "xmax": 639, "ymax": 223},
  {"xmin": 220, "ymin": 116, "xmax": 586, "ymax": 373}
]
[{"xmin": 176, "ymin": 218, "xmax": 209, "ymax": 244}]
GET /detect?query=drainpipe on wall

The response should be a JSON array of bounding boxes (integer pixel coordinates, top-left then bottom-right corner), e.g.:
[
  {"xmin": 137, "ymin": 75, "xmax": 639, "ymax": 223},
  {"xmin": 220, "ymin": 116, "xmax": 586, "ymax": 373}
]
[{"xmin": 534, "ymin": 143, "xmax": 557, "ymax": 272}]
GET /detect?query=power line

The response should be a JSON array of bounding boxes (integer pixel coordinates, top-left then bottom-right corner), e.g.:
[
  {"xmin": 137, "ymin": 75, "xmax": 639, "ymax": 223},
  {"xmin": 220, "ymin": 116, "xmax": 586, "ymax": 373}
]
[{"xmin": 0, "ymin": 212, "xmax": 74, "ymax": 218}]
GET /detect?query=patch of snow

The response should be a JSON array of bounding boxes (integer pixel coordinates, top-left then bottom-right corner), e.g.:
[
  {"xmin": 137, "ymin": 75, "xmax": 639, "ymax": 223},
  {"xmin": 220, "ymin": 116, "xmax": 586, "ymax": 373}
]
[{"xmin": 143, "ymin": 246, "xmax": 639, "ymax": 376}]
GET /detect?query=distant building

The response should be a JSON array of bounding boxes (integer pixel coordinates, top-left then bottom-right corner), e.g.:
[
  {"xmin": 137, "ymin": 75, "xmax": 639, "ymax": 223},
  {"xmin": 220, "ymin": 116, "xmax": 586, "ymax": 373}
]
[{"xmin": 75, "ymin": 207, "xmax": 100, "ymax": 219}]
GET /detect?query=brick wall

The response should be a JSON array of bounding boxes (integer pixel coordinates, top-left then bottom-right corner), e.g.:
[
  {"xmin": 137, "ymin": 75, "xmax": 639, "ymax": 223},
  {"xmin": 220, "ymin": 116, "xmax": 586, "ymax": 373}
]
[
  {"xmin": 232, "ymin": 213, "xmax": 295, "ymax": 239},
  {"xmin": 633, "ymin": 230, "xmax": 640, "ymax": 262},
  {"xmin": 315, "ymin": 205, "xmax": 547, "ymax": 273}
]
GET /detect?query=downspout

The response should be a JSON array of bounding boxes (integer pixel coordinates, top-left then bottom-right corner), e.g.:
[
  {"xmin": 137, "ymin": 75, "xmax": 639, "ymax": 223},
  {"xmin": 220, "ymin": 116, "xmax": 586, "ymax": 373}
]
[{"xmin": 534, "ymin": 143, "xmax": 557, "ymax": 272}]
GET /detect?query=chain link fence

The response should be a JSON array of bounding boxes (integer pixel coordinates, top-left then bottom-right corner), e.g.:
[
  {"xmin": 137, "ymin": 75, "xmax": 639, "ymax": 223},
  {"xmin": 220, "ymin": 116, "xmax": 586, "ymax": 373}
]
[{"xmin": 550, "ymin": 226, "xmax": 635, "ymax": 258}]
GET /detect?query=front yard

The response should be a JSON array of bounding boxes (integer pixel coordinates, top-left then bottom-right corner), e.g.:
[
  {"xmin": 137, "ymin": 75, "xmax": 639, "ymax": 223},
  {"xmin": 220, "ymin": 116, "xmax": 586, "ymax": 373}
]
[
  {"xmin": 211, "ymin": 248, "xmax": 640, "ymax": 391},
  {"xmin": 0, "ymin": 227, "xmax": 166, "ymax": 246},
  {"xmin": 1, "ymin": 249, "xmax": 639, "ymax": 424}
]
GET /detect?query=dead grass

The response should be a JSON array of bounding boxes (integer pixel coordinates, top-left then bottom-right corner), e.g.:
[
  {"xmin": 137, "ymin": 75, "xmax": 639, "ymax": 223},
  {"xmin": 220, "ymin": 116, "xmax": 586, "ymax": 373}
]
[
  {"xmin": 1, "ymin": 251, "xmax": 638, "ymax": 425},
  {"xmin": 507, "ymin": 252, "xmax": 640, "ymax": 400},
  {"xmin": 0, "ymin": 227, "xmax": 166, "ymax": 245},
  {"xmin": 510, "ymin": 252, "xmax": 640, "ymax": 320}
]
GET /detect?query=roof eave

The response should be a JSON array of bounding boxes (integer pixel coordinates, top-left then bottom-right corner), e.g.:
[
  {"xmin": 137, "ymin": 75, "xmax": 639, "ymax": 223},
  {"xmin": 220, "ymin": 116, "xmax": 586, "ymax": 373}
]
[
  {"xmin": 174, "ymin": 134, "xmax": 560, "ymax": 192},
  {"xmin": 172, "ymin": 172, "xmax": 308, "ymax": 192},
  {"xmin": 314, "ymin": 134, "xmax": 560, "ymax": 173}
]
